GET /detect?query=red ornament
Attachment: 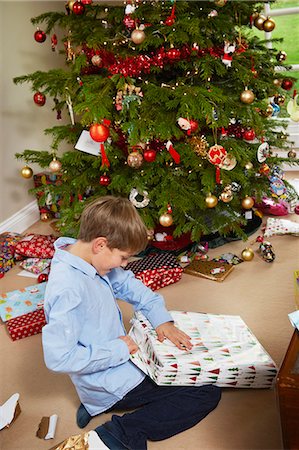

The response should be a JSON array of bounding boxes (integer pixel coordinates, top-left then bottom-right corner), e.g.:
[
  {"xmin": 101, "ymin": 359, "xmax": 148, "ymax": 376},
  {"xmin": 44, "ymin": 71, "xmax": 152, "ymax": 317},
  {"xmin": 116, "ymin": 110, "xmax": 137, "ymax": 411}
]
[
  {"xmin": 281, "ymin": 79, "xmax": 294, "ymax": 91},
  {"xmin": 72, "ymin": 1, "xmax": 85, "ymax": 15},
  {"xmin": 33, "ymin": 92, "xmax": 46, "ymax": 106},
  {"xmin": 295, "ymin": 205, "xmax": 299, "ymax": 215},
  {"xmin": 166, "ymin": 48, "xmax": 181, "ymax": 61},
  {"xmin": 208, "ymin": 145, "xmax": 227, "ymax": 165},
  {"xmin": 89, "ymin": 123, "xmax": 110, "ymax": 142},
  {"xmin": 38, "ymin": 273, "xmax": 49, "ymax": 283},
  {"xmin": 0, "ymin": 273, "xmax": 4, "ymax": 279},
  {"xmin": 99, "ymin": 174, "xmax": 111, "ymax": 186},
  {"xmin": 123, "ymin": 15, "xmax": 136, "ymax": 29},
  {"xmin": 243, "ymin": 129, "xmax": 256, "ymax": 141},
  {"xmin": 81, "ymin": 0, "xmax": 92, "ymax": 3},
  {"xmin": 144, "ymin": 149, "xmax": 157, "ymax": 162},
  {"xmin": 34, "ymin": 29, "xmax": 46, "ymax": 43},
  {"xmin": 189, "ymin": 120, "xmax": 199, "ymax": 134}
]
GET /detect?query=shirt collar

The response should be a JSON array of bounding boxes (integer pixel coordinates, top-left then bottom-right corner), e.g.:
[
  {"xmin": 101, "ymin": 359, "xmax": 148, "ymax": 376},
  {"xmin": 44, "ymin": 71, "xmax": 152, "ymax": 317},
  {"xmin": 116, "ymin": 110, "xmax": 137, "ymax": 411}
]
[{"xmin": 54, "ymin": 236, "xmax": 97, "ymax": 279}]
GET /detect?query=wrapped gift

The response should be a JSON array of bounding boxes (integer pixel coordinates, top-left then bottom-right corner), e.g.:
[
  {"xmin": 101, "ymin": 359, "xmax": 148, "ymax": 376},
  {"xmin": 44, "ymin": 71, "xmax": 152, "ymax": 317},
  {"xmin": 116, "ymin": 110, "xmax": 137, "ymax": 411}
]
[
  {"xmin": 15, "ymin": 234, "xmax": 56, "ymax": 259},
  {"xmin": 0, "ymin": 282, "xmax": 46, "ymax": 322},
  {"xmin": 33, "ymin": 172, "xmax": 62, "ymax": 219},
  {"xmin": 0, "ymin": 245, "xmax": 15, "ymax": 275},
  {"xmin": 129, "ymin": 311, "xmax": 277, "ymax": 388},
  {"xmin": 6, "ymin": 308, "xmax": 46, "ymax": 341},
  {"xmin": 0, "ymin": 232, "xmax": 22, "ymax": 253},
  {"xmin": 125, "ymin": 253, "xmax": 183, "ymax": 290}
]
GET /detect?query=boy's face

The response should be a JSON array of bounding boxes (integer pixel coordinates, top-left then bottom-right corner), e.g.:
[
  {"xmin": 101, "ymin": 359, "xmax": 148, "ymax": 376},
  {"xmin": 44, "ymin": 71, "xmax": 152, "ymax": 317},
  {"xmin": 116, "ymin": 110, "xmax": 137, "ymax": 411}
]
[{"xmin": 92, "ymin": 244, "xmax": 131, "ymax": 276}]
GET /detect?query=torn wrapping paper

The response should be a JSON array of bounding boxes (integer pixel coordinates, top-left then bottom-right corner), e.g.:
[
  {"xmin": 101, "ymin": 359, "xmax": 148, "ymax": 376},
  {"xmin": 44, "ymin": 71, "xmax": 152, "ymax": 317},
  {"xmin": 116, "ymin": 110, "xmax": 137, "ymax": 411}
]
[
  {"xmin": 263, "ymin": 217, "xmax": 299, "ymax": 238},
  {"xmin": 129, "ymin": 311, "xmax": 277, "ymax": 388},
  {"xmin": 36, "ymin": 414, "xmax": 58, "ymax": 439},
  {"xmin": 0, "ymin": 282, "xmax": 46, "ymax": 322},
  {"xmin": 5, "ymin": 308, "xmax": 46, "ymax": 341},
  {"xmin": 0, "ymin": 393, "xmax": 21, "ymax": 430},
  {"xmin": 49, "ymin": 430, "xmax": 109, "ymax": 450},
  {"xmin": 288, "ymin": 311, "xmax": 299, "ymax": 331}
]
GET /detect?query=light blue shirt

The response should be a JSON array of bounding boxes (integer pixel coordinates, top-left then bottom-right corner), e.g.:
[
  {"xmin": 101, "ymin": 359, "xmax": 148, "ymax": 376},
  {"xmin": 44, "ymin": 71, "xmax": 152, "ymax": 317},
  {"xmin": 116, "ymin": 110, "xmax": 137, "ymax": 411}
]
[{"xmin": 42, "ymin": 237, "xmax": 172, "ymax": 416}]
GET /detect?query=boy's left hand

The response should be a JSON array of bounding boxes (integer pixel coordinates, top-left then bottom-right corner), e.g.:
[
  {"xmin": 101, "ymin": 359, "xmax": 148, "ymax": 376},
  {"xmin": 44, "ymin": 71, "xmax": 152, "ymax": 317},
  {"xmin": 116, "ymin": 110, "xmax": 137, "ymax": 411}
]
[{"xmin": 155, "ymin": 322, "xmax": 193, "ymax": 350}]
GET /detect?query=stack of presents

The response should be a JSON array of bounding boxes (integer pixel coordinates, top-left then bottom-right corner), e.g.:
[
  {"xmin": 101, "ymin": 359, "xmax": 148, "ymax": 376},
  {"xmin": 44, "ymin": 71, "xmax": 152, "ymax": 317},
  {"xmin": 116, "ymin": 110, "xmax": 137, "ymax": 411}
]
[{"xmin": 0, "ymin": 230, "xmax": 278, "ymax": 389}]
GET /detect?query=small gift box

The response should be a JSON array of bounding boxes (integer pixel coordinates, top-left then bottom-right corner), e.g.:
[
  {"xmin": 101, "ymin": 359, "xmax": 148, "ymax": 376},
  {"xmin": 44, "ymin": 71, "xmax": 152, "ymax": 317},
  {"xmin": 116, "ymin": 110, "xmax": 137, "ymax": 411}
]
[
  {"xmin": 0, "ymin": 282, "xmax": 46, "ymax": 322},
  {"xmin": 125, "ymin": 253, "xmax": 183, "ymax": 290},
  {"xmin": 15, "ymin": 234, "xmax": 57, "ymax": 259},
  {"xmin": 6, "ymin": 308, "xmax": 46, "ymax": 341},
  {"xmin": 0, "ymin": 245, "xmax": 15, "ymax": 275},
  {"xmin": 33, "ymin": 172, "xmax": 62, "ymax": 219},
  {"xmin": 129, "ymin": 311, "xmax": 277, "ymax": 388}
]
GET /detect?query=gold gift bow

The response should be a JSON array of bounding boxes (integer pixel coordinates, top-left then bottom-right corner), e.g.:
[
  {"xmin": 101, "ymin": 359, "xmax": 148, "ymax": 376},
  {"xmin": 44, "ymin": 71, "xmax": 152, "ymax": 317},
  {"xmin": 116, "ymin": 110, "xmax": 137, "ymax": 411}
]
[{"xmin": 49, "ymin": 432, "xmax": 89, "ymax": 450}]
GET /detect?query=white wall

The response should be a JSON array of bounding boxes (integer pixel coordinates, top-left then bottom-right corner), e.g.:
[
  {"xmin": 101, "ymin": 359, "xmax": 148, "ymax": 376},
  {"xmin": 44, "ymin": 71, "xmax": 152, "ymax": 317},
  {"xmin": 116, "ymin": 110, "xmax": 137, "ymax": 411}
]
[{"xmin": 0, "ymin": 1, "xmax": 66, "ymax": 223}]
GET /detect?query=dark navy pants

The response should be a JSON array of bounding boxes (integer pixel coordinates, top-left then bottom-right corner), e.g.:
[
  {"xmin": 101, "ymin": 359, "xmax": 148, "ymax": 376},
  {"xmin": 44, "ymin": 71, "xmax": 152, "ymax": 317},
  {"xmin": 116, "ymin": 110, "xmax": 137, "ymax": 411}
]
[{"xmin": 96, "ymin": 376, "xmax": 221, "ymax": 450}]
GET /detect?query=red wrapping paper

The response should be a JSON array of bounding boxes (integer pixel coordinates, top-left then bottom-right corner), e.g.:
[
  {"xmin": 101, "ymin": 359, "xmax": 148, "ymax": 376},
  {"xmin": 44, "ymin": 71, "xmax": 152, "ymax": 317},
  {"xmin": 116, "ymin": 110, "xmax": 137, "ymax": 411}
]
[{"xmin": 5, "ymin": 309, "xmax": 46, "ymax": 341}]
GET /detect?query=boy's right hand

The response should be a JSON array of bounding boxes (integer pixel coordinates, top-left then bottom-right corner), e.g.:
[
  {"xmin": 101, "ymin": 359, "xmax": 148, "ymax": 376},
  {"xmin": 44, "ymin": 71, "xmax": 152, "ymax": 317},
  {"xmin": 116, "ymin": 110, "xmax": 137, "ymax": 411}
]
[{"xmin": 119, "ymin": 335, "xmax": 139, "ymax": 354}]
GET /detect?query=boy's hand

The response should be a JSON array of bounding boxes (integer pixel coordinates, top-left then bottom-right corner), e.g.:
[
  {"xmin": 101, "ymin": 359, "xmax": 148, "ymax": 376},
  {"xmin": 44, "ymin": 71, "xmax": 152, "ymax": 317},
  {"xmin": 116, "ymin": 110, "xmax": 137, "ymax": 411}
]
[
  {"xmin": 119, "ymin": 335, "xmax": 139, "ymax": 354},
  {"xmin": 155, "ymin": 322, "xmax": 193, "ymax": 351}
]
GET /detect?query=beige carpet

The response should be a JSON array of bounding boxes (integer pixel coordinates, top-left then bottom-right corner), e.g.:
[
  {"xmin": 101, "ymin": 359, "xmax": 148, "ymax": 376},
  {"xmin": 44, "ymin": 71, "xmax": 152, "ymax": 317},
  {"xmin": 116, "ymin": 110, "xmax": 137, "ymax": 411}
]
[{"xmin": 0, "ymin": 206, "xmax": 299, "ymax": 450}]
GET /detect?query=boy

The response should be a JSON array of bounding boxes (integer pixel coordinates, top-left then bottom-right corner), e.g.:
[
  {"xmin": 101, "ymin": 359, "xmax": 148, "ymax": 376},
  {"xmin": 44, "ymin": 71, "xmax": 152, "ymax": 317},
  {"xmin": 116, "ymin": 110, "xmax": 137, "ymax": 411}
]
[{"xmin": 42, "ymin": 196, "xmax": 221, "ymax": 450}]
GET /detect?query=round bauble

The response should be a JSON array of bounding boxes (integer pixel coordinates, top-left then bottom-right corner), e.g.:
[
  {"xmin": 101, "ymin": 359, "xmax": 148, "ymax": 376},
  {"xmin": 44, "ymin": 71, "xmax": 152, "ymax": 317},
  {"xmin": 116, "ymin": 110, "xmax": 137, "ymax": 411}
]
[
  {"xmin": 205, "ymin": 194, "xmax": 218, "ymax": 208},
  {"xmin": 21, "ymin": 166, "xmax": 33, "ymax": 179},
  {"xmin": 254, "ymin": 15, "xmax": 266, "ymax": 30},
  {"xmin": 131, "ymin": 29, "xmax": 145, "ymax": 44},
  {"xmin": 99, "ymin": 174, "xmax": 111, "ymax": 186},
  {"xmin": 66, "ymin": 0, "xmax": 76, "ymax": 11},
  {"xmin": 273, "ymin": 94, "xmax": 285, "ymax": 106},
  {"xmin": 241, "ymin": 196, "xmax": 254, "ymax": 209},
  {"xmin": 262, "ymin": 104, "xmax": 274, "ymax": 117},
  {"xmin": 220, "ymin": 191, "xmax": 233, "ymax": 203},
  {"xmin": 34, "ymin": 29, "xmax": 46, "ymax": 43},
  {"xmin": 127, "ymin": 151, "xmax": 143, "ymax": 168},
  {"xmin": 91, "ymin": 55, "xmax": 102, "ymax": 67},
  {"xmin": 241, "ymin": 247, "xmax": 254, "ymax": 261},
  {"xmin": 33, "ymin": 92, "xmax": 46, "ymax": 106},
  {"xmin": 245, "ymin": 161, "xmax": 253, "ymax": 170},
  {"xmin": 281, "ymin": 79, "xmax": 294, "ymax": 91},
  {"xmin": 295, "ymin": 205, "xmax": 299, "ymax": 215},
  {"xmin": 143, "ymin": 149, "xmax": 157, "ymax": 163},
  {"xmin": 89, "ymin": 123, "xmax": 110, "ymax": 142},
  {"xmin": 273, "ymin": 78, "xmax": 283, "ymax": 88},
  {"xmin": 243, "ymin": 129, "xmax": 256, "ymax": 141},
  {"xmin": 81, "ymin": 0, "xmax": 92, "ymax": 3},
  {"xmin": 240, "ymin": 88, "xmax": 255, "ymax": 104},
  {"xmin": 214, "ymin": 0, "xmax": 227, "ymax": 6},
  {"xmin": 263, "ymin": 17, "xmax": 275, "ymax": 32},
  {"xmin": 159, "ymin": 213, "xmax": 173, "ymax": 227},
  {"xmin": 38, "ymin": 273, "xmax": 49, "ymax": 283},
  {"xmin": 287, "ymin": 149, "xmax": 297, "ymax": 159},
  {"xmin": 276, "ymin": 51, "xmax": 287, "ymax": 62},
  {"xmin": 40, "ymin": 212, "xmax": 51, "ymax": 222},
  {"xmin": 72, "ymin": 0, "xmax": 85, "ymax": 15},
  {"xmin": 49, "ymin": 158, "xmax": 62, "ymax": 173}
]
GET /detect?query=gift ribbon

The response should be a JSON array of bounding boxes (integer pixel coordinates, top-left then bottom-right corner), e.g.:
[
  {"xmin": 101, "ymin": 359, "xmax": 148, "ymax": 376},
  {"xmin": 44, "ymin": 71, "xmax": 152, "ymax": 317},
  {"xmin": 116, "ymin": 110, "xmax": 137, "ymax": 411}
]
[
  {"xmin": 100, "ymin": 143, "xmax": 110, "ymax": 168},
  {"xmin": 166, "ymin": 141, "xmax": 180, "ymax": 164},
  {"xmin": 50, "ymin": 432, "xmax": 89, "ymax": 450}
]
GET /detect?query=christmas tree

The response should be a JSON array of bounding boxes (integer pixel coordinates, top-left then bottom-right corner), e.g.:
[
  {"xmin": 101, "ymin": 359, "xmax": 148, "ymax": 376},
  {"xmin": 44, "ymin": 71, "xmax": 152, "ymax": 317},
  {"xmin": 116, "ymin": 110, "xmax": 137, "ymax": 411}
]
[{"xmin": 14, "ymin": 0, "xmax": 298, "ymax": 243}]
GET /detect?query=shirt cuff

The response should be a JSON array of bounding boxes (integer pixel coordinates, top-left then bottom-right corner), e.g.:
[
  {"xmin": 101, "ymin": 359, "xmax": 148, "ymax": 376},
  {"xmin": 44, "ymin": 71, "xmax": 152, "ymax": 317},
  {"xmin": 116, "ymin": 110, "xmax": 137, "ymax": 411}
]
[{"xmin": 108, "ymin": 338, "xmax": 130, "ymax": 366}]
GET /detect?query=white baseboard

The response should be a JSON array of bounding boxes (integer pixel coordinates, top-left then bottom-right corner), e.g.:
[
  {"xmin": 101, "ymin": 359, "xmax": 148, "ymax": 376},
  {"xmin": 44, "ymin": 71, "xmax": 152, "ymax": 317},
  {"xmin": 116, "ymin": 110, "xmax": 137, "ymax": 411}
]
[{"xmin": 0, "ymin": 201, "xmax": 40, "ymax": 234}]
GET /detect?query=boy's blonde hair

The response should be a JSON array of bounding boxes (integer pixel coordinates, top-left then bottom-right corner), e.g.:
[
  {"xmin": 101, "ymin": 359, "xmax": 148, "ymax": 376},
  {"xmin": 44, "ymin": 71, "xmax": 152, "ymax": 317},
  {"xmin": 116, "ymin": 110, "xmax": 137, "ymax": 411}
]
[{"xmin": 78, "ymin": 196, "xmax": 148, "ymax": 254}]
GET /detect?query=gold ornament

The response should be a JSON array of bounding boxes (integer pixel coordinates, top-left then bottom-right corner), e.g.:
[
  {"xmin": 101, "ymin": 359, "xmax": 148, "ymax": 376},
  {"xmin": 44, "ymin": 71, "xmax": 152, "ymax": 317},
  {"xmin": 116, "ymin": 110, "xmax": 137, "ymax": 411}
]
[
  {"xmin": 159, "ymin": 213, "xmax": 173, "ymax": 227},
  {"xmin": 241, "ymin": 196, "xmax": 254, "ymax": 209},
  {"xmin": 273, "ymin": 78, "xmax": 283, "ymax": 87},
  {"xmin": 241, "ymin": 247, "xmax": 254, "ymax": 261},
  {"xmin": 189, "ymin": 135, "xmax": 209, "ymax": 157},
  {"xmin": 274, "ymin": 94, "xmax": 285, "ymax": 106},
  {"xmin": 214, "ymin": 0, "xmax": 227, "ymax": 6},
  {"xmin": 40, "ymin": 212, "xmax": 51, "ymax": 222},
  {"xmin": 21, "ymin": 165, "xmax": 33, "ymax": 179},
  {"xmin": 245, "ymin": 161, "xmax": 253, "ymax": 170},
  {"xmin": 276, "ymin": 51, "xmax": 287, "ymax": 62},
  {"xmin": 240, "ymin": 88, "xmax": 255, "ymax": 104},
  {"xmin": 49, "ymin": 158, "xmax": 62, "ymax": 173},
  {"xmin": 254, "ymin": 15, "xmax": 266, "ymax": 30},
  {"xmin": 127, "ymin": 151, "xmax": 143, "ymax": 168},
  {"xmin": 205, "ymin": 194, "xmax": 218, "ymax": 208},
  {"xmin": 261, "ymin": 104, "xmax": 274, "ymax": 117},
  {"xmin": 288, "ymin": 149, "xmax": 297, "ymax": 159},
  {"xmin": 131, "ymin": 29, "xmax": 146, "ymax": 45},
  {"xmin": 66, "ymin": 0, "xmax": 76, "ymax": 11},
  {"xmin": 263, "ymin": 17, "xmax": 275, "ymax": 32},
  {"xmin": 220, "ymin": 189, "xmax": 233, "ymax": 203}
]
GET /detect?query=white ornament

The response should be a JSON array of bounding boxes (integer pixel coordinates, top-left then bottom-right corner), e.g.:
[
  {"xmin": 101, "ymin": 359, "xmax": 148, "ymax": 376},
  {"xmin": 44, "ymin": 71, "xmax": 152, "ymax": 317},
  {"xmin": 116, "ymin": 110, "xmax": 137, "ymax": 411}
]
[
  {"xmin": 125, "ymin": 4, "xmax": 135, "ymax": 14},
  {"xmin": 222, "ymin": 41, "xmax": 236, "ymax": 68},
  {"xmin": 155, "ymin": 232, "xmax": 167, "ymax": 242},
  {"xmin": 129, "ymin": 188, "xmax": 150, "ymax": 208},
  {"xmin": 177, "ymin": 117, "xmax": 191, "ymax": 131}
]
